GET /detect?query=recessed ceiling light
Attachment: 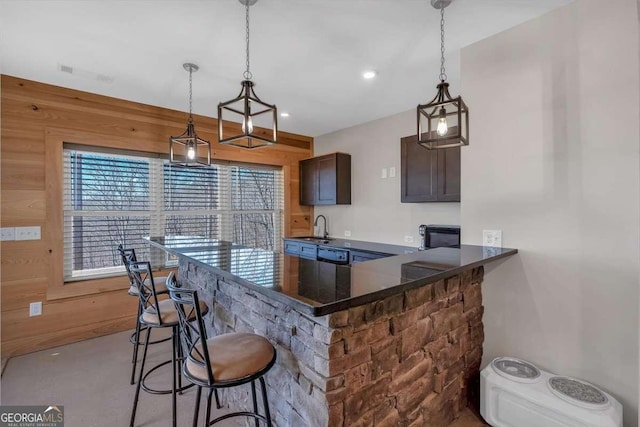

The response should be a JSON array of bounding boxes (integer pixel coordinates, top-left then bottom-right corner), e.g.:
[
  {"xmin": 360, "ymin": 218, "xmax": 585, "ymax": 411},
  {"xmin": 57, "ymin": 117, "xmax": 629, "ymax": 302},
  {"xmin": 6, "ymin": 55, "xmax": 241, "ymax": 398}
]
[
  {"xmin": 362, "ymin": 70, "xmax": 377, "ymax": 79},
  {"xmin": 280, "ymin": 112, "xmax": 290, "ymax": 118}
]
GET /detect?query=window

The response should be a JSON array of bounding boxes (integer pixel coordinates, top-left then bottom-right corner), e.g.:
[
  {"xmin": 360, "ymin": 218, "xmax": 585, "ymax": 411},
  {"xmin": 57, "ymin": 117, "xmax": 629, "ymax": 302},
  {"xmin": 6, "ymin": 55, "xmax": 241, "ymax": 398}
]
[{"xmin": 63, "ymin": 147, "xmax": 283, "ymax": 281}]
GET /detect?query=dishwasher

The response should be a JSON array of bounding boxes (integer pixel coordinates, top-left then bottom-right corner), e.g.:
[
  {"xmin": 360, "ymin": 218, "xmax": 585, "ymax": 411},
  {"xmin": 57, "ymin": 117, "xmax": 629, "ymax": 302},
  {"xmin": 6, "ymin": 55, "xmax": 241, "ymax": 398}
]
[{"xmin": 316, "ymin": 247, "xmax": 350, "ymax": 265}]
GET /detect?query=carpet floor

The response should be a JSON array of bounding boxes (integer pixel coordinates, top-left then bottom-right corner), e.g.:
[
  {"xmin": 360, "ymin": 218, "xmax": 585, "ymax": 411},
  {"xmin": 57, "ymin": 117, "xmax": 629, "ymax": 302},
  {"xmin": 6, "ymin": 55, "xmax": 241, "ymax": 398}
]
[
  {"xmin": 1, "ymin": 330, "xmax": 487, "ymax": 427},
  {"xmin": 1, "ymin": 329, "xmax": 241, "ymax": 427}
]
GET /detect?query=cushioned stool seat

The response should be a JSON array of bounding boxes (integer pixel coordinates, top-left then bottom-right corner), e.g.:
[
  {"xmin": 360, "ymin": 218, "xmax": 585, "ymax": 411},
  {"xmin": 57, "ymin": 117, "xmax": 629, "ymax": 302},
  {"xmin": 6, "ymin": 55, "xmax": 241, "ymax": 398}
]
[
  {"xmin": 128, "ymin": 276, "xmax": 168, "ymax": 296},
  {"xmin": 186, "ymin": 333, "xmax": 275, "ymax": 382},
  {"xmin": 141, "ymin": 299, "xmax": 208, "ymax": 326}
]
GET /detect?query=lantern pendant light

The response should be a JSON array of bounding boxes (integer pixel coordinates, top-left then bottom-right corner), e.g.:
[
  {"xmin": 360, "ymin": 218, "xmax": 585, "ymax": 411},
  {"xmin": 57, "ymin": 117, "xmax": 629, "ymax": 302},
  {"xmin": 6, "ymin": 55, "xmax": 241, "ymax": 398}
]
[
  {"xmin": 218, "ymin": 0, "xmax": 278, "ymax": 149},
  {"xmin": 417, "ymin": 0, "xmax": 469, "ymax": 150},
  {"xmin": 169, "ymin": 63, "xmax": 211, "ymax": 166}
]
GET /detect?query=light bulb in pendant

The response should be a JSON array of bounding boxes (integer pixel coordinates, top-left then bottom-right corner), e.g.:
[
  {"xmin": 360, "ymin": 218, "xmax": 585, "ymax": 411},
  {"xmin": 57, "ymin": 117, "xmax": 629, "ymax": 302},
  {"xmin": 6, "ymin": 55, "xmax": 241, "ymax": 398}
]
[
  {"xmin": 242, "ymin": 116, "xmax": 254, "ymax": 134},
  {"xmin": 187, "ymin": 144, "xmax": 196, "ymax": 160},
  {"xmin": 436, "ymin": 107, "xmax": 448, "ymax": 136}
]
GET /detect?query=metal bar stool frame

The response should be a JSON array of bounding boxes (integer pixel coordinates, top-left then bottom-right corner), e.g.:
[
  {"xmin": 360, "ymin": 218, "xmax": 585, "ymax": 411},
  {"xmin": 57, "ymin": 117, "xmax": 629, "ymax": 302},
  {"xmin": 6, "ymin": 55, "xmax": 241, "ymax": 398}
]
[
  {"xmin": 128, "ymin": 261, "xmax": 194, "ymax": 427},
  {"xmin": 166, "ymin": 272, "xmax": 275, "ymax": 427},
  {"xmin": 117, "ymin": 244, "xmax": 171, "ymax": 385}
]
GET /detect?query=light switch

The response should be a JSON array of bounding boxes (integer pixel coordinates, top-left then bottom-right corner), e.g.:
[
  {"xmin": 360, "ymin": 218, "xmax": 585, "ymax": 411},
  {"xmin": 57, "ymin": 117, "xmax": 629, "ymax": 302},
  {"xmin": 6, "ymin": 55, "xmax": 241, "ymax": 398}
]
[
  {"xmin": 389, "ymin": 167, "xmax": 396, "ymax": 178},
  {"xmin": 381, "ymin": 168, "xmax": 387, "ymax": 179},
  {"xmin": 16, "ymin": 226, "xmax": 41, "ymax": 240},
  {"xmin": 1, "ymin": 228, "xmax": 15, "ymax": 241}
]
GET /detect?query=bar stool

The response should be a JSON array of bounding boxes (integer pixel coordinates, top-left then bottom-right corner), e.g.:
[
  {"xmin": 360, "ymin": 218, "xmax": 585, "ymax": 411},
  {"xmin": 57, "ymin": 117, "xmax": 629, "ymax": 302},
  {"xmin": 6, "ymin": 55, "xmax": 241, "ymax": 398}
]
[
  {"xmin": 166, "ymin": 272, "xmax": 276, "ymax": 427},
  {"xmin": 118, "ymin": 244, "xmax": 170, "ymax": 385},
  {"xmin": 128, "ymin": 261, "xmax": 207, "ymax": 427}
]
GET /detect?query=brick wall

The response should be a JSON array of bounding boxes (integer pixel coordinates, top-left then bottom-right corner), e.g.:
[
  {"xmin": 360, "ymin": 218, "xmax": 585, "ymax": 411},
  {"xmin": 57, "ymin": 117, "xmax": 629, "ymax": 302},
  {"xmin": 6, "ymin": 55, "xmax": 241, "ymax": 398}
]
[{"xmin": 180, "ymin": 259, "xmax": 485, "ymax": 427}]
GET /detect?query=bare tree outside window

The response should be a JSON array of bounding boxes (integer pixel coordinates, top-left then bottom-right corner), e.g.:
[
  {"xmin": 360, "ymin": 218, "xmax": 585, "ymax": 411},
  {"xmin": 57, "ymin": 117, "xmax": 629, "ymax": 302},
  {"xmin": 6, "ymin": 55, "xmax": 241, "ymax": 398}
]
[{"xmin": 63, "ymin": 149, "xmax": 283, "ymax": 281}]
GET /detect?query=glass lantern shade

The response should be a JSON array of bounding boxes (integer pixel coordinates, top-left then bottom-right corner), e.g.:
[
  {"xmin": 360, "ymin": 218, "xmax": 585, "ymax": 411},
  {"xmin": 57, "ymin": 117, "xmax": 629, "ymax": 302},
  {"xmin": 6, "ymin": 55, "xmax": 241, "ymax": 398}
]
[
  {"xmin": 417, "ymin": 82, "xmax": 469, "ymax": 150},
  {"xmin": 169, "ymin": 122, "xmax": 211, "ymax": 167},
  {"xmin": 218, "ymin": 80, "xmax": 277, "ymax": 149}
]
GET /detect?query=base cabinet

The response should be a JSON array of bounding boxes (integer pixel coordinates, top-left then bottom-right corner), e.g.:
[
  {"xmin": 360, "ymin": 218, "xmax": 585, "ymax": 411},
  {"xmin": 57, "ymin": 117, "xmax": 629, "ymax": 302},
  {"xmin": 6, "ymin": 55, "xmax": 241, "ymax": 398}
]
[{"xmin": 400, "ymin": 134, "xmax": 460, "ymax": 202}]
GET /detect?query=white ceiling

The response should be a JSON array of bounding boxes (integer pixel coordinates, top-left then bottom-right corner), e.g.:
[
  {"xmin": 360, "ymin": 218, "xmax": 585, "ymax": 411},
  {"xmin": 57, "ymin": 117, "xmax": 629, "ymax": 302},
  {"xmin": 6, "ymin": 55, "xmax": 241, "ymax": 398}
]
[{"xmin": 0, "ymin": 0, "xmax": 571, "ymax": 137}]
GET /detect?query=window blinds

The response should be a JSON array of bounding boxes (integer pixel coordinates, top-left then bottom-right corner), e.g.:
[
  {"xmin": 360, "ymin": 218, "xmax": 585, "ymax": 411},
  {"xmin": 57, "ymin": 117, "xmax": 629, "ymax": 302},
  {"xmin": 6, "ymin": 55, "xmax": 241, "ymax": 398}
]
[{"xmin": 62, "ymin": 147, "xmax": 284, "ymax": 281}]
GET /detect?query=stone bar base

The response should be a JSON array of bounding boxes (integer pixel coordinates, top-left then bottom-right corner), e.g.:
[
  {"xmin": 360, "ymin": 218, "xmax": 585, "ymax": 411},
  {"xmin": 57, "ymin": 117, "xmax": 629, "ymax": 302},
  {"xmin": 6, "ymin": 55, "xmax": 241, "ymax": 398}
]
[{"xmin": 180, "ymin": 260, "xmax": 485, "ymax": 427}]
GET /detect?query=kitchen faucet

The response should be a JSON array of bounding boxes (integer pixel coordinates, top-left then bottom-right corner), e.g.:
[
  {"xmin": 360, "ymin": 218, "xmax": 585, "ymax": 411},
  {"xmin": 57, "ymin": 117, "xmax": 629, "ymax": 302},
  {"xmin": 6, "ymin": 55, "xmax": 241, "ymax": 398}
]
[{"xmin": 313, "ymin": 215, "xmax": 328, "ymax": 239}]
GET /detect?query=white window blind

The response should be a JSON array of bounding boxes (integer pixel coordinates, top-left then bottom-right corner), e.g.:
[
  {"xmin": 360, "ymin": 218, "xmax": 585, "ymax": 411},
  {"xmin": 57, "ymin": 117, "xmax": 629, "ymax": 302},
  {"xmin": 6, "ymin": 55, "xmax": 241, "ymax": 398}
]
[{"xmin": 63, "ymin": 147, "xmax": 284, "ymax": 281}]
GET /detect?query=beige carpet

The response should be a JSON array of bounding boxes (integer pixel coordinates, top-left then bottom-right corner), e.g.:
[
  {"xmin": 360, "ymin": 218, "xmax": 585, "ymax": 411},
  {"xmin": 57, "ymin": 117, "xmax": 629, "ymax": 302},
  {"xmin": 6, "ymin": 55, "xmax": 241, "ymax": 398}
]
[{"xmin": 0, "ymin": 329, "xmax": 241, "ymax": 427}]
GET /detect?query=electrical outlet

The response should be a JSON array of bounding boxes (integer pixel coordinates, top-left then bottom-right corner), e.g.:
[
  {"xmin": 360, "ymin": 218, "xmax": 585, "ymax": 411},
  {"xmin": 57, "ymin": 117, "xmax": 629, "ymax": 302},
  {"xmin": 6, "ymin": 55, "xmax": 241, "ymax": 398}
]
[
  {"xmin": 1, "ymin": 227, "xmax": 15, "ymax": 241},
  {"xmin": 381, "ymin": 168, "xmax": 387, "ymax": 179},
  {"xmin": 404, "ymin": 235, "xmax": 414, "ymax": 243},
  {"xmin": 482, "ymin": 230, "xmax": 502, "ymax": 247},
  {"xmin": 389, "ymin": 167, "xmax": 396, "ymax": 178},
  {"xmin": 15, "ymin": 226, "xmax": 41, "ymax": 241},
  {"xmin": 344, "ymin": 230, "xmax": 351, "ymax": 237},
  {"xmin": 29, "ymin": 302, "xmax": 42, "ymax": 317}
]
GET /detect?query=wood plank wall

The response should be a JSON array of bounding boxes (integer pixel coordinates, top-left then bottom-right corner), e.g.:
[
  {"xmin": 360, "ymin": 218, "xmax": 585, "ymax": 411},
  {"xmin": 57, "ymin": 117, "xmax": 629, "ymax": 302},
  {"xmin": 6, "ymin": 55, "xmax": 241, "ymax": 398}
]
[{"xmin": 0, "ymin": 75, "xmax": 314, "ymax": 357}]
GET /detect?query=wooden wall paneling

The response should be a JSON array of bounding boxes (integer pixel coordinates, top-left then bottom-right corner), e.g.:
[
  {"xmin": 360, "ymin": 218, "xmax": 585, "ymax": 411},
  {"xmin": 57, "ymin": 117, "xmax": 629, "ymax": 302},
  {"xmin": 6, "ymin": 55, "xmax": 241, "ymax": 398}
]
[
  {"xmin": 1, "ymin": 291, "xmax": 137, "ymax": 342},
  {"xmin": 0, "ymin": 241, "xmax": 49, "ymax": 282},
  {"xmin": 1, "ymin": 190, "xmax": 46, "ymax": 225},
  {"xmin": 0, "ymin": 74, "xmax": 314, "ymax": 357},
  {"xmin": 0, "ymin": 278, "xmax": 48, "ymax": 312},
  {"xmin": 1, "ymin": 315, "xmax": 137, "ymax": 358}
]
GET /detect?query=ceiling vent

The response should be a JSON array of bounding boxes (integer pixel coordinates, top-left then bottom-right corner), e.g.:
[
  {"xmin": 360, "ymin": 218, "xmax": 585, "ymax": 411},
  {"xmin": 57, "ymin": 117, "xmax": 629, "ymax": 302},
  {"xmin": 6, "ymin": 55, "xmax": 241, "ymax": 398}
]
[
  {"xmin": 58, "ymin": 63, "xmax": 113, "ymax": 84},
  {"xmin": 59, "ymin": 64, "xmax": 74, "ymax": 74}
]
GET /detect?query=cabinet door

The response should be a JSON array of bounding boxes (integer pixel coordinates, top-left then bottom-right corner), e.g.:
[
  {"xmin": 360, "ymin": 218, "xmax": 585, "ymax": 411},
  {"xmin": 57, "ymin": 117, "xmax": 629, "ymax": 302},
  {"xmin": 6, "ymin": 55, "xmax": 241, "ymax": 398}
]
[
  {"xmin": 401, "ymin": 135, "xmax": 437, "ymax": 202},
  {"xmin": 436, "ymin": 146, "xmax": 461, "ymax": 201},
  {"xmin": 300, "ymin": 158, "xmax": 316, "ymax": 206},
  {"xmin": 283, "ymin": 240, "xmax": 300, "ymax": 255},
  {"xmin": 316, "ymin": 155, "xmax": 337, "ymax": 204},
  {"xmin": 334, "ymin": 153, "xmax": 352, "ymax": 204},
  {"xmin": 298, "ymin": 243, "xmax": 318, "ymax": 260}
]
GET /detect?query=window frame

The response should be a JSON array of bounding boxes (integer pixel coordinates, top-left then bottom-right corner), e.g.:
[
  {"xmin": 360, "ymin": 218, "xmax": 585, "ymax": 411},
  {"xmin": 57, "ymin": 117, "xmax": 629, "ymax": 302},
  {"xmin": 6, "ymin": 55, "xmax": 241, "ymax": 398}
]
[{"xmin": 45, "ymin": 129, "xmax": 287, "ymax": 300}]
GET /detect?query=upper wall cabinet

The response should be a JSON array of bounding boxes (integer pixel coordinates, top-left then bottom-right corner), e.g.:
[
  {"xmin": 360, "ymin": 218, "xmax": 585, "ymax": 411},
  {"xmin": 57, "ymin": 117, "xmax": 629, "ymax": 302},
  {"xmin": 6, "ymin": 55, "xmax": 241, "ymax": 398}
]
[
  {"xmin": 400, "ymin": 134, "xmax": 460, "ymax": 203},
  {"xmin": 300, "ymin": 153, "xmax": 351, "ymax": 205}
]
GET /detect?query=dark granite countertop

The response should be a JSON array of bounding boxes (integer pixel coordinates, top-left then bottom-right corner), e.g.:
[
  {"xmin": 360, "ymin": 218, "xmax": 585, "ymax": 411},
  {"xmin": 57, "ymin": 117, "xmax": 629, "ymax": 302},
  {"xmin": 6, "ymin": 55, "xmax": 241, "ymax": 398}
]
[{"xmin": 146, "ymin": 236, "xmax": 517, "ymax": 316}]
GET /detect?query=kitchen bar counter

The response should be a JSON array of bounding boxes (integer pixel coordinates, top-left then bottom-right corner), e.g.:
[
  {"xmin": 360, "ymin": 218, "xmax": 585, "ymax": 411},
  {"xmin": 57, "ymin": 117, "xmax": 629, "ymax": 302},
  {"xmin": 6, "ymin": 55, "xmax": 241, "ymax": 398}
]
[
  {"xmin": 147, "ymin": 235, "xmax": 517, "ymax": 426},
  {"xmin": 147, "ymin": 236, "xmax": 516, "ymax": 316}
]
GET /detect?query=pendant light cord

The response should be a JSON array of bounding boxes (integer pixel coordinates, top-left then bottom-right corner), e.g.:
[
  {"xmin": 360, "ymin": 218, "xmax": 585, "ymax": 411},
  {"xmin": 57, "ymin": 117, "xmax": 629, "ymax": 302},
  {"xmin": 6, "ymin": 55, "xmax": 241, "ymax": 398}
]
[
  {"xmin": 439, "ymin": 6, "xmax": 447, "ymax": 82},
  {"xmin": 188, "ymin": 66, "xmax": 193, "ymax": 122},
  {"xmin": 244, "ymin": 2, "xmax": 252, "ymax": 80}
]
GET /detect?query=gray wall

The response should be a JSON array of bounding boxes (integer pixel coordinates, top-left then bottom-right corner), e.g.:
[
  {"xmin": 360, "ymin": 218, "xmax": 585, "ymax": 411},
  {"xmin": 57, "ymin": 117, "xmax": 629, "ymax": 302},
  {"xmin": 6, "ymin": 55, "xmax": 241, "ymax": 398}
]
[
  {"xmin": 460, "ymin": 0, "xmax": 639, "ymax": 425},
  {"xmin": 314, "ymin": 109, "xmax": 460, "ymax": 246},
  {"xmin": 313, "ymin": 0, "xmax": 639, "ymax": 423}
]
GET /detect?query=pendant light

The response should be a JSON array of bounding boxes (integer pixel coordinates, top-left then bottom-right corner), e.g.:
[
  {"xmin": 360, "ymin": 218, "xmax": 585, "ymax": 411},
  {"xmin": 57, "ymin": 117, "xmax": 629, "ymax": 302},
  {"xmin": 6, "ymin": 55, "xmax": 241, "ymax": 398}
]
[
  {"xmin": 417, "ymin": 0, "xmax": 469, "ymax": 150},
  {"xmin": 218, "ymin": 0, "xmax": 278, "ymax": 149},
  {"xmin": 169, "ymin": 63, "xmax": 211, "ymax": 166}
]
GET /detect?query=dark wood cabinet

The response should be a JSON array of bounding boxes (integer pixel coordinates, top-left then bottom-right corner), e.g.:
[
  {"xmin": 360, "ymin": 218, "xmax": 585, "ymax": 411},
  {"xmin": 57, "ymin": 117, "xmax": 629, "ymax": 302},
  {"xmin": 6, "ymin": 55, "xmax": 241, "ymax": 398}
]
[
  {"xmin": 299, "ymin": 153, "xmax": 351, "ymax": 205},
  {"xmin": 400, "ymin": 134, "xmax": 460, "ymax": 203},
  {"xmin": 283, "ymin": 240, "xmax": 299, "ymax": 256},
  {"xmin": 283, "ymin": 240, "xmax": 317, "ymax": 259}
]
